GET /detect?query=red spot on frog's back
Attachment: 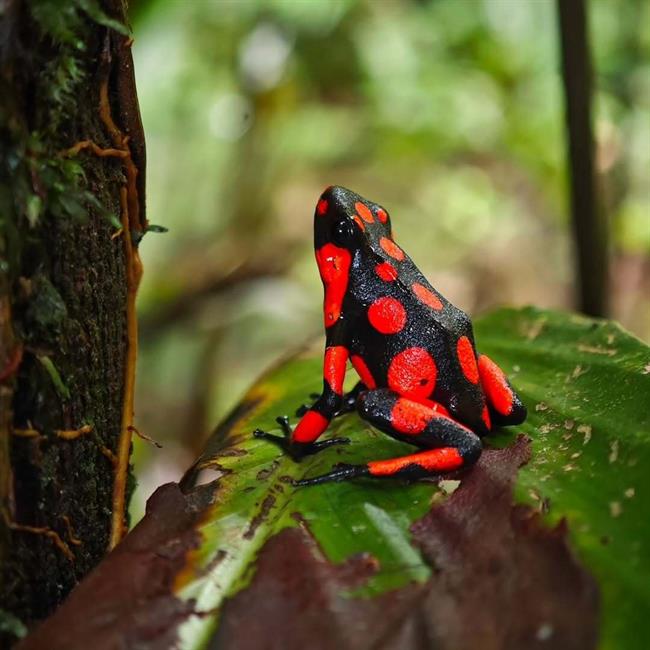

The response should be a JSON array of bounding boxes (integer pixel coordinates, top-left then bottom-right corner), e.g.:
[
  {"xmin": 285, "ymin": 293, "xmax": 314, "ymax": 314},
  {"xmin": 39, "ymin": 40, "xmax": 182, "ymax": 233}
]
[
  {"xmin": 375, "ymin": 262, "xmax": 398, "ymax": 282},
  {"xmin": 456, "ymin": 335, "xmax": 479, "ymax": 384},
  {"xmin": 355, "ymin": 202, "xmax": 374, "ymax": 223},
  {"xmin": 379, "ymin": 237, "xmax": 404, "ymax": 261},
  {"xmin": 315, "ymin": 243, "xmax": 351, "ymax": 328},
  {"xmin": 367, "ymin": 297, "xmax": 407, "ymax": 335},
  {"xmin": 376, "ymin": 207, "xmax": 388, "ymax": 223},
  {"xmin": 387, "ymin": 347, "xmax": 437, "ymax": 400},
  {"xmin": 412, "ymin": 283, "xmax": 443, "ymax": 311},
  {"xmin": 316, "ymin": 198, "xmax": 328, "ymax": 215},
  {"xmin": 323, "ymin": 346, "xmax": 348, "ymax": 395},
  {"xmin": 353, "ymin": 216, "xmax": 365, "ymax": 231},
  {"xmin": 350, "ymin": 354, "xmax": 377, "ymax": 389},
  {"xmin": 478, "ymin": 354, "xmax": 514, "ymax": 416}
]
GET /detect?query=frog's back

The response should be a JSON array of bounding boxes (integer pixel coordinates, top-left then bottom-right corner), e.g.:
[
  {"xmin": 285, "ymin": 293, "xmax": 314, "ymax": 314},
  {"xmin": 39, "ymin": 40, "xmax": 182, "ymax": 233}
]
[{"xmin": 346, "ymin": 248, "xmax": 485, "ymax": 428}]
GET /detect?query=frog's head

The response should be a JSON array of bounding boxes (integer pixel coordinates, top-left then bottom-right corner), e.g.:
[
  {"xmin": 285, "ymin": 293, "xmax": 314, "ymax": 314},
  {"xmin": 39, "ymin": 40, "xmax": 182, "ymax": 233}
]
[{"xmin": 314, "ymin": 185, "xmax": 393, "ymax": 253}]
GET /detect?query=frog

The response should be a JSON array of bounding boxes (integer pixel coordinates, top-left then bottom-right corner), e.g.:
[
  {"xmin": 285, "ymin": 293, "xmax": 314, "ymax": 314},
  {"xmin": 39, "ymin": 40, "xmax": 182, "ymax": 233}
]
[{"xmin": 254, "ymin": 185, "xmax": 527, "ymax": 486}]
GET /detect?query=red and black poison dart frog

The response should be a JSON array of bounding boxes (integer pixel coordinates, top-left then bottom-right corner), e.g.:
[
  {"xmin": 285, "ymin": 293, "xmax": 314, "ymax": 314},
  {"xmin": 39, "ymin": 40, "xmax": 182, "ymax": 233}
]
[{"xmin": 254, "ymin": 186, "xmax": 527, "ymax": 486}]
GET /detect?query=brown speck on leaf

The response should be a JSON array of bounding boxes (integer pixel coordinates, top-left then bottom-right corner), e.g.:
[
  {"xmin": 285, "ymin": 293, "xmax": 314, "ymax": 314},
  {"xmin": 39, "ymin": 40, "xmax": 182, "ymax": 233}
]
[
  {"xmin": 438, "ymin": 479, "xmax": 460, "ymax": 495},
  {"xmin": 243, "ymin": 494, "xmax": 276, "ymax": 540},
  {"xmin": 608, "ymin": 440, "xmax": 619, "ymax": 464},
  {"xmin": 567, "ymin": 364, "xmax": 587, "ymax": 382},
  {"xmin": 536, "ymin": 402, "xmax": 549, "ymax": 412},
  {"xmin": 525, "ymin": 317, "xmax": 547, "ymax": 340},
  {"xmin": 577, "ymin": 344, "xmax": 616, "ymax": 356},
  {"xmin": 564, "ymin": 419, "xmax": 575, "ymax": 430},
  {"xmin": 256, "ymin": 460, "xmax": 280, "ymax": 481},
  {"xmin": 624, "ymin": 488, "xmax": 635, "ymax": 499},
  {"xmin": 642, "ymin": 362, "xmax": 650, "ymax": 375},
  {"xmin": 609, "ymin": 501, "xmax": 622, "ymax": 518},
  {"xmin": 578, "ymin": 424, "xmax": 592, "ymax": 445}
]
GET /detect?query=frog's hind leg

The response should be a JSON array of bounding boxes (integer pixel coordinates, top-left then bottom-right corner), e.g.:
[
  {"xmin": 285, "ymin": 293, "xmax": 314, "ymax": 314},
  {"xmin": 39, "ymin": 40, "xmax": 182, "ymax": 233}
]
[
  {"xmin": 477, "ymin": 354, "xmax": 527, "ymax": 427},
  {"xmin": 293, "ymin": 389, "xmax": 481, "ymax": 486}
]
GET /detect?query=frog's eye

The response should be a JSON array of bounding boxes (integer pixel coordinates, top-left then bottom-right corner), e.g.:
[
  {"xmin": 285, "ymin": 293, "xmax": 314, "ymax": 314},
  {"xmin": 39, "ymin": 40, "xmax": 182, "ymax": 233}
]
[{"xmin": 332, "ymin": 219, "xmax": 355, "ymax": 246}]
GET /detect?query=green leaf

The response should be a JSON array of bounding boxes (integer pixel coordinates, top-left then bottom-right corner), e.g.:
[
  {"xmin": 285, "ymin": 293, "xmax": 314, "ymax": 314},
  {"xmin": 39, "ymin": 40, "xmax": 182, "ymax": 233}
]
[
  {"xmin": 475, "ymin": 307, "xmax": 650, "ymax": 650},
  {"xmin": 171, "ymin": 307, "xmax": 649, "ymax": 649}
]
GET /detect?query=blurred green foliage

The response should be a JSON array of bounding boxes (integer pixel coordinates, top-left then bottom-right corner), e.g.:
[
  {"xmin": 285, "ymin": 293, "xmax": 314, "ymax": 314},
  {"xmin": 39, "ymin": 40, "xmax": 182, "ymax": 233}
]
[{"xmin": 128, "ymin": 0, "xmax": 649, "ymax": 518}]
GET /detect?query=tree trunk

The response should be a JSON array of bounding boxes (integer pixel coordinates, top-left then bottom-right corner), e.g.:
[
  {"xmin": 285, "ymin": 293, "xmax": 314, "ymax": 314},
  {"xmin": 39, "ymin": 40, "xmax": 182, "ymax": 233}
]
[
  {"xmin": 0, "ymin": 0, "xmax": 145, "ymax": 638},
  {"xmin": 557, "ymin": 0, "xmax": 609, "ymax": 317}
]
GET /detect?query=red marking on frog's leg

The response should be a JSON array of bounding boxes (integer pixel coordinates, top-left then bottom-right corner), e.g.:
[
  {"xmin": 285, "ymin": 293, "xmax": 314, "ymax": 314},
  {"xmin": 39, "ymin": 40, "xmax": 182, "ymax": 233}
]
[
  {"xmin": 375, "ymin": 262, "xmax": 398, "ymax": 282},
  {"xmin": 350, "ymin": 354, "xmax": 377, "ymax": 390},
  {"xmin": 368, "ymin": 447, "xmax": 464, "ymax": 477},
  {"xmin": 456, "ymin": 335, "xmax": 479, "ymax": 384},
  {"xmin": 367, "ymin": 297, "xmax": 407, "ymax": 334},
  {"xmin": 390, "ymin": 397, "xmax": 450, "ymax": 434},
  {"xmin": 478, "ymin": 354, "xmax": 527, "ymax": 426},
  {"xmin": 292, "ymin": 410, "xmax": 330, "ymax": 443},
  {"xmin": 292, "ymin": 342, "xmax": 350, "ymax": 443},
  {"xmin": 315, "ymin": 243, "xmax": 351, "ymax": 328},
  {"xmin": 323, "ymin": 345, "xmax": 348, "ymax": 395},
  {"xmin": 353, "ymin": 216, "xmax": 365, "ymax": 231},
  {"xmin": 317, "ymin": 198, "xmax": 328, "ymax": 215},
  {"xmin": 379, "ymin": 237, "xmax": 404, "ymax": 261},
  {"xmin": 376, "ymin": 207, "xmax": 388, "ymax": 223},
  {"xmin": 387, "ymin": 347, "xmax": 437, "ymax": 400},
  {"xmin": 294, "ymin": 390, "xmax": 481, "ymax": 486},
  {"xmin": 412, "ymin": 283, "xmax": 443, "ymax": 311},
  {"xmin": 355, "ymin": 202, "xmax": 374, "ymax": 223}
]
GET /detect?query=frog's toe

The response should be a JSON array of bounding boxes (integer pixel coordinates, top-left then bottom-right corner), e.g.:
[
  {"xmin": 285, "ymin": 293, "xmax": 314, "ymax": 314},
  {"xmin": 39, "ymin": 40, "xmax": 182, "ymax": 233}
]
[{"xmin": 295, "ymin": 404, "xmax": 311, "ymax": 417}]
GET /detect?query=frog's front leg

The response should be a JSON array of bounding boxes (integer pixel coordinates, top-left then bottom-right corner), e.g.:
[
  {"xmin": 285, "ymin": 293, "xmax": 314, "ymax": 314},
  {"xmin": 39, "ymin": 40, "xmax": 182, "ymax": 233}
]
[
  {"xmin": 254, "ymin": 343, "xmax": 352, "ymax": 460},
  {"xmin": 294, "ymin": 389, "xmax": 482, "ymax": 486}
]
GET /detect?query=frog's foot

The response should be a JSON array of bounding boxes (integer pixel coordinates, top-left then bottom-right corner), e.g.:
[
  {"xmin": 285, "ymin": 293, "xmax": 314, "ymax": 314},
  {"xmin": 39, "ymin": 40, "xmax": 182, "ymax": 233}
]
[
  {"xmin": 254, "ymin": 416, "xmax": 350, "ymax": 461},
  {"xmin": 293, "ymin": 462, "xmax": 369, "ymax": 486}
]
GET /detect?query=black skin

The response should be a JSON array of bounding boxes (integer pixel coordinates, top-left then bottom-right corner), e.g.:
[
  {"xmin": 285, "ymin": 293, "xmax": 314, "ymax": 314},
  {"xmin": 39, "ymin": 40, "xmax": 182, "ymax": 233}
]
[{"xmin": 254, "ymin": 186, "xmax": 526, "ymax": 486}]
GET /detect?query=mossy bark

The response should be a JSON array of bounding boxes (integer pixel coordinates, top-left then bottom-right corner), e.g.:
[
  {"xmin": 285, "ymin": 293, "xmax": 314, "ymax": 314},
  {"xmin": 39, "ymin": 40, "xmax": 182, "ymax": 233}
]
[{"xmin": 0, "ymin": 0, "xmax": 144, "ymax": 635}]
